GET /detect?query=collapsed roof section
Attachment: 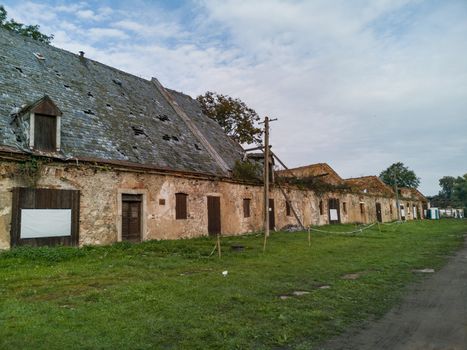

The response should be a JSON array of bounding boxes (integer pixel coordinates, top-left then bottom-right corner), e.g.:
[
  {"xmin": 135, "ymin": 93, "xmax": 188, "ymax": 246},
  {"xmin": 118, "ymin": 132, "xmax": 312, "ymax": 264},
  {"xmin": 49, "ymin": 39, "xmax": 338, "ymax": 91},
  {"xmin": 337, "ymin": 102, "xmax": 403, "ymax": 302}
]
[{"xmin": 344, "ymin": 175, "xmax": 395, "ymax": 197}]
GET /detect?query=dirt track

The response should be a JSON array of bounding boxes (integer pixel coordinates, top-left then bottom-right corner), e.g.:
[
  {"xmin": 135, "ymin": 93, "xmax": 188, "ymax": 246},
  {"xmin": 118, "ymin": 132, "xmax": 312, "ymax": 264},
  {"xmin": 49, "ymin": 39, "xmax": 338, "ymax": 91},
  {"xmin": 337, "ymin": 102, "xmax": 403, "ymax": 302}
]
[{"xmin": 321, "ymin": 235, "xmax": 467, "ymax": 350}]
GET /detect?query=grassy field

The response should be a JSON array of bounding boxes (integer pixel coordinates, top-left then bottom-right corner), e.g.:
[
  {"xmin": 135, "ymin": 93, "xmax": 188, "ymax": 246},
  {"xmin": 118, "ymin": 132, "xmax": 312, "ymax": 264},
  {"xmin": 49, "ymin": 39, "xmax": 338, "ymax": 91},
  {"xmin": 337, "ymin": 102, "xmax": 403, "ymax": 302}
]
[{"xmin": 0, "ymin": 220, "xmax": 465, "ymax": 349}]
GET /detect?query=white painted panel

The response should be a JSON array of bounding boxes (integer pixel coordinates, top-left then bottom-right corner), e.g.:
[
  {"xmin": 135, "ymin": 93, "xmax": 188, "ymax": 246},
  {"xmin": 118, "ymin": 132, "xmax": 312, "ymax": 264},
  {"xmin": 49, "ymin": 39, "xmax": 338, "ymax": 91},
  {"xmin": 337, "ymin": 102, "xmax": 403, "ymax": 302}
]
[
  {"xmin": 413, "ymin": 207, "xmax": 417, "ymax": 219},
  {"xmin": 20, "ymin": 209, "xmax": 72, "ymax": 238},
  {"xmin": 330, "ymin": 209, "xmax": 338, "ymax": 221}
]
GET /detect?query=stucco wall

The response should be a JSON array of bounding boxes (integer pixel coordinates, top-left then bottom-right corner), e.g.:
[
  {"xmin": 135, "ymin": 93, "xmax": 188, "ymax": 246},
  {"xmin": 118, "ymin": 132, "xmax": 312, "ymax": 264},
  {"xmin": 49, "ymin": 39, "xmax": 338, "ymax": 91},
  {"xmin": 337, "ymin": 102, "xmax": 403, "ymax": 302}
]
[{"xmin": 0, "ymin": 160, "xmax": 424, "ymax": 249}]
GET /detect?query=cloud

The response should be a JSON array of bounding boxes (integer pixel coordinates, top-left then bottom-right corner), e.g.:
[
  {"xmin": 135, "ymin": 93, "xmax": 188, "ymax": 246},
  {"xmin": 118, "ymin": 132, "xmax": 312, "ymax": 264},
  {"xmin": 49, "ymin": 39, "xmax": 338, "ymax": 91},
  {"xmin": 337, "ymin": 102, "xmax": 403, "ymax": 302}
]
[
  {"xmin": 87, "ymin": 27, "xmax": 129, "ymax": 41},
  {"xmin": 2, "ymin": 0, "xmax": 466, "ymax": 194}
]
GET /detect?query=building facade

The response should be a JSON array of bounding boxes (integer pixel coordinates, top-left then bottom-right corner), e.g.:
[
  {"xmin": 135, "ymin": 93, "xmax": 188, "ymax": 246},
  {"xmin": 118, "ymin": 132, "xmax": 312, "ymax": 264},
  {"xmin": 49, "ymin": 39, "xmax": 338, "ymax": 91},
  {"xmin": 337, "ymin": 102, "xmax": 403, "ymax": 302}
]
[{"xmin": 0, "ymin": 28, "xmax": 427, "ymax": 249}]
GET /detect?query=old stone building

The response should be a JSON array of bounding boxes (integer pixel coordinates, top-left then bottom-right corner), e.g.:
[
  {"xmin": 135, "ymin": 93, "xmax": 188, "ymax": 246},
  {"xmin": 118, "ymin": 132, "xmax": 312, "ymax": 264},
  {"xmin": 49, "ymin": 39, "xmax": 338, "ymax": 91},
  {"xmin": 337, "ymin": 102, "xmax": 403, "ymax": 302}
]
[{"xmin": 0, "ymin": 28, "xmax": 427, "ymax": 249}]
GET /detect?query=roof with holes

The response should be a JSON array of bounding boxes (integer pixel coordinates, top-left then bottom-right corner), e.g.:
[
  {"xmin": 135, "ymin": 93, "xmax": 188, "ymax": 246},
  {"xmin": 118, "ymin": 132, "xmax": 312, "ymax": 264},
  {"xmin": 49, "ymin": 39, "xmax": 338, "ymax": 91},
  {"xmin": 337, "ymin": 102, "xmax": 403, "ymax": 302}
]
[
  {"xmin": 276, "ymin": 163, "xmax": 344, "ymax": 185},
  {"xmin": 344, "ymin": 176, "xmax": 395, "ymax": 197},
  {"xmin": 0, "ymin": 28, "xmax": 244, "ymax": 175}
]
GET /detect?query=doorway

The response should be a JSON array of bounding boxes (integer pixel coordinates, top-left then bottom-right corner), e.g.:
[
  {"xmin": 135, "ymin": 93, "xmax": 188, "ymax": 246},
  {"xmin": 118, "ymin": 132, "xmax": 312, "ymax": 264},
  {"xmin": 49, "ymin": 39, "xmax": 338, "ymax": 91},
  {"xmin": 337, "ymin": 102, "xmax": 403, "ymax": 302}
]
[
  {"xmin": 328, "ymin": 198, "xmax": 341, "ymax": 224},
  {"xmin": 121, "ymin": 194, "xmax": 142, "ymax": 242},
  {"xmin": 207, "ymin": 196, "xmax": 221, "ymax": 236},
  {"xmin": 376, "ymin": 202, "xmax": 382, "ymax": 222},
  {"xmin": 269, "ymin": 198, "xmax": 275, "ymax": 230}
]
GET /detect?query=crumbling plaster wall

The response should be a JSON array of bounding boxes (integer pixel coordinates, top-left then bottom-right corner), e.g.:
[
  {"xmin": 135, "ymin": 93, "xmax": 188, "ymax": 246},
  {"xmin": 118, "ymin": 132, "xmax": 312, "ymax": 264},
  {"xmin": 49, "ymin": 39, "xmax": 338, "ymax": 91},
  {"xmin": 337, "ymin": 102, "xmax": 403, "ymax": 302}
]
[{"xmin": 0, "ymin": 160, "xmax": 424, "ymax": 249}]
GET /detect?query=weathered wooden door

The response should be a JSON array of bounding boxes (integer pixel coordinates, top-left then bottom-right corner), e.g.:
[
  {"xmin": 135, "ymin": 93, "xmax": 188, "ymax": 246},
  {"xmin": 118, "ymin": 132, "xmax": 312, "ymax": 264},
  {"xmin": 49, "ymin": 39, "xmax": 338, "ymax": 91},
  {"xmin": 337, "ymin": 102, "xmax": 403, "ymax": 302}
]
[
  {"xmin": 269, "ymin": 198, "xmax": 275, "ymax": 230},
  {"xmin": 375, "ymin": 202, "xmax": 382, "ymax": 222},
  {"xmin": 207, "ymin": 196, "xmax": 221, "ymax": 236},
  {"xmin": 328, "ymin": 198, "xmax": 341, "ymax": 224},
  {"xmin": 122, "ymin": 194, "xmax": 142, "ymax": 242}
]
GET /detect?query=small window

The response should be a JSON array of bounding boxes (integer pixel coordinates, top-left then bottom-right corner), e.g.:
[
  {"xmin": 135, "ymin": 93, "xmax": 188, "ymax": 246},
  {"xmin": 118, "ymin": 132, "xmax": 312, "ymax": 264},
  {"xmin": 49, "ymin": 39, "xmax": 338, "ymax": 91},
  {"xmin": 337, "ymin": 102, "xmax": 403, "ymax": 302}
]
[
  {"xmin": 342, "ymin": 202, "xmax": 347, "ymax": 214},
  {"xmin": 390, "ymin": 205, "xmax": 393, "ymax": 215},
  {"xmin": 319, "ymin": 200, "xmax": 323, "ymax": 215},
  {"xmin": 360, "ymin": 203, "xmax": 365, "ymax": 214},
  {"xmin": 28, "ymin": 96, "xmax": 62, "ymax": 152},
  {"xmin": 243, "ymin": 198, "xmax": 251, "ymax": 218},
  {"xmin": 286, "ymin": 201, "xmax": 291, "ymax": 216},
  {"xmin": 175, "ymin": 193, "xmax": 188, "ymax": 219},
  {"xmin": 34, "ymin": 114, "xmax": 57, "ymax": 151}
]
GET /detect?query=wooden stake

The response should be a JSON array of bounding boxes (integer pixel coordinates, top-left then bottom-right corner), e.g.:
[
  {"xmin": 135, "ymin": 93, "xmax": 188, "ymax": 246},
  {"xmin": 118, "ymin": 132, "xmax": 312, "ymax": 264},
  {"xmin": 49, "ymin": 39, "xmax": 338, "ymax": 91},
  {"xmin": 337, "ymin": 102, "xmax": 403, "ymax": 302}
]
[
  {"xmin": 217, "ymin": 234, "xmax": 222, "ymax": 258},
  {"xmin": 308, "ymin": 227, "xmax": 311, "ymax": 247}
]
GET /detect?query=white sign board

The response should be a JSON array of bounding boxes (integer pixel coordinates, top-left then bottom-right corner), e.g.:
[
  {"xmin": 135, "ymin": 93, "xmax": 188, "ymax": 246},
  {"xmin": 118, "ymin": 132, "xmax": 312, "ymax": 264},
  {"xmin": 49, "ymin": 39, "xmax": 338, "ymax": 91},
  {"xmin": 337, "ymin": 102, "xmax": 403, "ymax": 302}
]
[
  {"xmin": 20, "ymin": 209, "xmax": 72, "ymax": 238},
  {"xmin": 329, "ymin": 209, "xmax": 338, "ymax": 221}
]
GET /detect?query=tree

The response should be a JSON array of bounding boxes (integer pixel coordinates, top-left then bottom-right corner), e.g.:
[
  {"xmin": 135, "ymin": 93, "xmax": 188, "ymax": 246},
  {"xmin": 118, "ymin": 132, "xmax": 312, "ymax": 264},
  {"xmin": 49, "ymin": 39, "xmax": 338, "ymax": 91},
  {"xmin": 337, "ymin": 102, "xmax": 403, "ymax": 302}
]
[
  {"xmin": 196, "ymin": 91, "xmax": 262, "ymax": 144},
  {"xmin": 379, "ymin": 162, "xmax": 420, "ymax": 189},
  {"xmin": 439, "ymin": 176, "xmax": 456, "ymax": 199},
  {"xmin": 0, "ymin": 6, "xmax": 53, "ymax": 44},
  {"xmin": 452, "ymin": 174, "xmax": 467, "ymax": 207}
]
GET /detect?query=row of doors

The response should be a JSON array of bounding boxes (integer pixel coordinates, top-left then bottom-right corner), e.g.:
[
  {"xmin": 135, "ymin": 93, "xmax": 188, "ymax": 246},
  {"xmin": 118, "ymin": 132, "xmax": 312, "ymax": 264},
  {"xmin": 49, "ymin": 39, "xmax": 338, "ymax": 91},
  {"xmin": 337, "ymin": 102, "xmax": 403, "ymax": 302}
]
[
  {"xmin": 121, "ymin": 195, "xmax": 224, "ymax": 242},
  {"xmin": 329, "ymin": 199, "xmax": 383, "ymax": 224},
  {"xmin": 121, "ymin": 196, "xmax": 389, "ymax": 242}
]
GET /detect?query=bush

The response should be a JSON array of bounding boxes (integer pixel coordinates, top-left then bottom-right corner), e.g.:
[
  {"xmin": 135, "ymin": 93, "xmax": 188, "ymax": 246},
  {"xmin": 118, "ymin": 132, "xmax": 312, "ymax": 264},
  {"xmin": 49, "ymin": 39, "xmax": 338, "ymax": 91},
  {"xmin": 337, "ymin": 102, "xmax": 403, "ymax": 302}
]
[{"xmin": 232, "ymin": 160, "xmax": 261, "ymax": 182}]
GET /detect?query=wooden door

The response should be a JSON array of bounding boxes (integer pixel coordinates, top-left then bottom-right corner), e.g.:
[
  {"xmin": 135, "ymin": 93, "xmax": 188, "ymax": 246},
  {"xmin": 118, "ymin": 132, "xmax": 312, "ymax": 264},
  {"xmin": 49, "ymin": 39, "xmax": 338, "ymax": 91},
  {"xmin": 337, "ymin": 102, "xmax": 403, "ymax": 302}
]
[
  {"xmin": 269, "ymin": 198, "xmax": 275, "ymax": 230},
  {"xmin": 375, "ymin": 202, "xmax": 382, "ymax": 222},
  {"xmin": 328, "ymin": 198, "xmax": 341, "ymax": 224},
  {"xmin": 122, "ymin": 194, "xmax": 142, "ymax": 242},
  {"xmin": 207, "ymin": 196, "xmax": 221, "ymax": 236}
]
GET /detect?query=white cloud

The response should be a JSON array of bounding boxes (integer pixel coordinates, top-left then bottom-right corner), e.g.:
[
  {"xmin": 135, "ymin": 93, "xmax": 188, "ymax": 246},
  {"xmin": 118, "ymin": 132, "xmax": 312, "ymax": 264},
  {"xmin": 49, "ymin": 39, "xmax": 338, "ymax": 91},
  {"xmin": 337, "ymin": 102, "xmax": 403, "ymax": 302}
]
[
  {"xmin": 2, "ymin": 0, "xmax": 466, "ymax": 194},
  {"xmin": 87, "ymin": 27, "xmax": 129, "ymax": 41}
]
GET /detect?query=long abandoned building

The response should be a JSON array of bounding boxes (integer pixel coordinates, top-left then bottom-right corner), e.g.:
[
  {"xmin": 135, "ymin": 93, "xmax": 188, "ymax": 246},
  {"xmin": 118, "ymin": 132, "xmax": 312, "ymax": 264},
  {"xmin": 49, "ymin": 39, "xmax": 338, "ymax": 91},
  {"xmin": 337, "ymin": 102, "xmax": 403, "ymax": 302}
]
[{"xmin": 0, "ymin": 28, "xmax": 428, "ymax": 249}]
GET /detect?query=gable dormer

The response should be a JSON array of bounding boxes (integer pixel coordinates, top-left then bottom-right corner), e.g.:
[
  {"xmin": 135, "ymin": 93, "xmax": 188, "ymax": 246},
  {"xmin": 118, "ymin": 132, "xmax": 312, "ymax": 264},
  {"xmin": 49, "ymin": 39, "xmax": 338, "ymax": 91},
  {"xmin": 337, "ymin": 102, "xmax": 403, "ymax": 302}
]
[{"xmin": 27, "ymin": 96, "xmax": 62, "ymax": 152}]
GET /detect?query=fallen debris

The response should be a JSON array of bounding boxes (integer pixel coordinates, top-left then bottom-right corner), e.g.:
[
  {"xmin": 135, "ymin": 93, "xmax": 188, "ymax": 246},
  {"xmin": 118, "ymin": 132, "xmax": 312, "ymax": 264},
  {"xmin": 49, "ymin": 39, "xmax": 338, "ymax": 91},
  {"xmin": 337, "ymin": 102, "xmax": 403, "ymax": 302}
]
[
  {"xmin": 412, "ymin": 268, "xmax": 435, "ymax": 273},
  {"xmin": 318, "ymin": 285, "xmax": 331, "ymax": 289},
  {"xmin": 292, "ymin": 291, "xmax": 310, "ymax": 296},
  {"xmin": 341, "ymin": 273, "xmax": 361, "ymax": 280}
]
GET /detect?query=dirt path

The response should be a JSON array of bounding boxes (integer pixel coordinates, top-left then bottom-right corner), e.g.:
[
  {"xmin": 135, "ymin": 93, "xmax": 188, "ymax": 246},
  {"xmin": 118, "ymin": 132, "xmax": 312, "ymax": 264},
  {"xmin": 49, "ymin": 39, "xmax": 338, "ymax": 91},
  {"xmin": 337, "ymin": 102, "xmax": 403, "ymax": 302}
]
[{"xmin": 321, "ymin": 236, "xmax": 467, "ymax": 350}]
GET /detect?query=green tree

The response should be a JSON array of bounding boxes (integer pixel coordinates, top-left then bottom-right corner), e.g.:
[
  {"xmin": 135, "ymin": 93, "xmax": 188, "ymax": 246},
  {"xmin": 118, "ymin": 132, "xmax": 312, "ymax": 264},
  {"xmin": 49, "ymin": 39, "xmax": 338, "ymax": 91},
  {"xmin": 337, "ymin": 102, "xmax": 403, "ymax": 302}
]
[
  {"xmin": 379, "ymin": 162, "xmax": 420, "ymax": 189},
  {"xmin": 452, "ymin": 174, "xmax": 467, "ymax": 207},
  {"xmin": 0, "ymin": 6, "xmax": 53, "ymax": 44},
  {"xmin": 196, "ymin": 91, "xmax": 263, "ymax": 144},
  {"xmin": 439, "ymin": 176, "xmax": 456, "ymax": 199}
]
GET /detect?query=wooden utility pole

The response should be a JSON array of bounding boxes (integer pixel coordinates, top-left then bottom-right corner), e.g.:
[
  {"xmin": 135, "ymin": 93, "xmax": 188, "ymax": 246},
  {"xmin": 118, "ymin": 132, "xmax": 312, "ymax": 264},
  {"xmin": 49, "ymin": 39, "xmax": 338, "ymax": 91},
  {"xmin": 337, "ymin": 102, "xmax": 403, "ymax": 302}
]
[
  {"xmin": 263, "ymin": 117, "xmax": 270, "ymax": 245},
  {"xmin": 393, "ymin": 171, "xmax": 401, "ymax": 221}
]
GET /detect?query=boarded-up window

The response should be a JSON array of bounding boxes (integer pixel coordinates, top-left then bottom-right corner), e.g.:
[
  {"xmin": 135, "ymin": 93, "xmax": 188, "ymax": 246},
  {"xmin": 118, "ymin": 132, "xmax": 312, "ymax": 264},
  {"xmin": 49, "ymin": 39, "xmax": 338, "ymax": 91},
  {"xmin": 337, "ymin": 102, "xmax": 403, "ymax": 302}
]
[
  {"xmin": 175, "ymin": 193, "xmax": 188, "ymax": 219},
  {"xmin": 243, "ymin": 198, "xmax": 251, "ymax": 218},
  {"xmin": 342, "ymin": 202, "xmax": 347, "ymax": 214},
  {"xmin": 35, "ymin": 114, "xmax": 57, "ymax": 151},
  {"xmin": 319, "ymin": 200, "xmax": 324, "ymax": 215},
  {"xmin": 286, "ymin": 201, "xmax": 291, "ymax": 216},
  {"xmin": 360, "ymin": 203, "xmax": 365, "ymax": 214},
  {"xmin": 10, "ymin": 187, "xmax": 80, "ymax": 247}
]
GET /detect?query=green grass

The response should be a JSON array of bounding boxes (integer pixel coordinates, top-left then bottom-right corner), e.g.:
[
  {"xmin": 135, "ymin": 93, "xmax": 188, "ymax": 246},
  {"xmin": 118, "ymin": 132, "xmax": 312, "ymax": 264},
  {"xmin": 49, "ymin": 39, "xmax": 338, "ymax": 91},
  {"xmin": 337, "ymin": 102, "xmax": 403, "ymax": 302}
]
[{"xmin": 0, "ymin": 220, "xmax": 465, "ymax": 349}]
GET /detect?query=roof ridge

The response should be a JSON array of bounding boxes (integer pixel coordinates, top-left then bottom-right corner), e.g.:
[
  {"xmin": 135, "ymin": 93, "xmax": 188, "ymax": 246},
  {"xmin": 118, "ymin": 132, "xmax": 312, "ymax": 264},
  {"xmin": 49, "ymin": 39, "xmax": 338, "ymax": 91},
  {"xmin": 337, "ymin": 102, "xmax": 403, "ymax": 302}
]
[{"xmin": 152, "ymin": 78, "xmax": 230, "ymax": 174}]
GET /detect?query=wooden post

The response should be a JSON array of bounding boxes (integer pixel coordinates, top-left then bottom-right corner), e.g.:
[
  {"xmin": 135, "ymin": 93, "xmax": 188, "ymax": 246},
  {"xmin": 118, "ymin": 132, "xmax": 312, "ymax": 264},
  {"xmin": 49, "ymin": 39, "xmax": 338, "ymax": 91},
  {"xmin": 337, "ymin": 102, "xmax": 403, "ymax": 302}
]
[
  {"xmin": 263, "ymin": 117, "xmax": 270, "ymax": 252},
  {"xmin": 308, "ymin": 227, "xmax": 311, "ymax": 247},
  {"xmin": 217, "ymin": 234, "xmax": 221, "ymax": 258},
  {"xmin": 393, "ymin": 171, "xmax": 401, "ymax": 221}
]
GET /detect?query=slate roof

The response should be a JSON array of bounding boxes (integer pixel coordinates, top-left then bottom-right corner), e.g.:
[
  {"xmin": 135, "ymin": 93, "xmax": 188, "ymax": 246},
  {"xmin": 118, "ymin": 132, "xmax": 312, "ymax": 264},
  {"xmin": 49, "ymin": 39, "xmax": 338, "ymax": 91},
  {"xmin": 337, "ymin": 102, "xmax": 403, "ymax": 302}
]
[{"xmin": 0, "ymin": 28, "xmax": 244, "ymax": 176}]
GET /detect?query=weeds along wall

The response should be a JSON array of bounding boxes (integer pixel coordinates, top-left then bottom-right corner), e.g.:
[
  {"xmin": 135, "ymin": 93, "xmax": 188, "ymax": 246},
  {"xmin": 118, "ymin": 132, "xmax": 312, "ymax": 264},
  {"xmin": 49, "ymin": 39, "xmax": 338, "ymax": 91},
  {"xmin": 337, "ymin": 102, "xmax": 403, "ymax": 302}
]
[{"xmin": 0, "ymin": 159, "xmax": 423, "ymax": 249}]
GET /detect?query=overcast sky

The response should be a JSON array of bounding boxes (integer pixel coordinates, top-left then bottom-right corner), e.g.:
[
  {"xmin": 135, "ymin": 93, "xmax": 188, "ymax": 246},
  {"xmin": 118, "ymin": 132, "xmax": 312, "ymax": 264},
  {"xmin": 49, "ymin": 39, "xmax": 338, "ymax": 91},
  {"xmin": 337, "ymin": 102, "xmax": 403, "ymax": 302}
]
[{"xmin": 3, "ymin": 0, "xmax": 466, "ymax": 195}]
